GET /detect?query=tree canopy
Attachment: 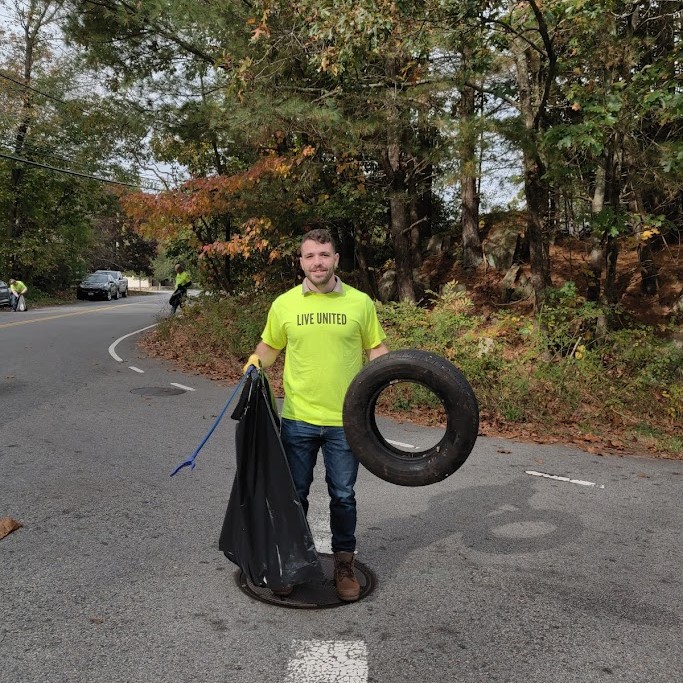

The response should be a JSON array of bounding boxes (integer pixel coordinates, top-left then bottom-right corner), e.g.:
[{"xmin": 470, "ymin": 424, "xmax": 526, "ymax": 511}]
[{"xmin": 0, "ymin": 1, "xmax": 680, "ymax": 317}]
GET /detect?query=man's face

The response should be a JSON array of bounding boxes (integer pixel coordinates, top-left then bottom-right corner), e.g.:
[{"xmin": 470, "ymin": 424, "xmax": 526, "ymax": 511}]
[{"xmin": 299, "ymin": 239, "xmax": 339, "ymax": 289}]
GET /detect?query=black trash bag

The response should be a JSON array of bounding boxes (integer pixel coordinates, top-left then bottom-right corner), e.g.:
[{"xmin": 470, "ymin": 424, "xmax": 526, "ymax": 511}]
[{"xmin": 218, "ymin": 371, "xmax": 323, "ymax": 591}]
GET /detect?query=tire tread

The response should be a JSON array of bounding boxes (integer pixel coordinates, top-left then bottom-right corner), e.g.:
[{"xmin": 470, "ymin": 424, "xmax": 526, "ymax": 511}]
[{"xmin": 343, "ymin": 350, "xmax": 479, "ymax": 486}]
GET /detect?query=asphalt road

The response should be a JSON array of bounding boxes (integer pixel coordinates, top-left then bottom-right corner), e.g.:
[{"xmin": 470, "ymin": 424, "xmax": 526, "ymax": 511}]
[{"xmin": 1, "ymin": 294, "xmax": 681, "ymax": 683}]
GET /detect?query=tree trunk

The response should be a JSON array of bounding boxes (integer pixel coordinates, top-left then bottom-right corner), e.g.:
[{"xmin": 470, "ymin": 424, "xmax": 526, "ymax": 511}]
[
  {"xmin": 637, "ymin": 242, "xmax": 659, "ymax": 296},
  {"xmin": 589, "ymin": 148, "xmax": 622, "ymax": 331},
  {"xmin": 461, "ymin": 172, "xmax": 481, "ymax": 270},
  {"xmin": 354, "ymin": 229, "xmax": 379, "ymax": 300},
  {"xmin": 523, "ymin": 153, "xmax": 552, "ymax": 302},
  {"xmin": 513, "ymin": 38, "xmax": 551, "ymax": 308},
  {"xmin": 587, "ymin": 161, "xmax": 607, "ymax": 302},
  {"xmin": 206, "ymin": 81, "xmax": 232, "ymax": 291},
  {"xmin": 383, "ymin": 56, "xmax": 416, "ymax": 303},
  {"xmin": 604, "ymin": 237, "xmax": 619, "ymax": 305},
  {"xmin": 409, "ymin": 159, "xmax": 432, "ymax": 269},
  {"xmin": 389, "ymin": 196, "xmax": 416, "ymax": 302},
  {"xmin": 603, "ymin": 149, "xmax": 622, "ymax": 306},
  {"xmin": 459, "ymin": 46, "xmax": 483, "ymax": 270},
  {"xmin": 409, "ymin": 199, "xmax": 423, "ymax": 268},
  {"xmin": 7, "ymin": 16, "xmax": 38, "ymax": 252},
  {"xmin": 195, "ymin": 220, "xmax": 231, "ymax": 294},
  {"xmin": 338, "ymin": 222, "xmax": 355, "ymax": 273},
  {"xmin": 630, "ymin": 193, "xmax": 659, "ymax": 296}
]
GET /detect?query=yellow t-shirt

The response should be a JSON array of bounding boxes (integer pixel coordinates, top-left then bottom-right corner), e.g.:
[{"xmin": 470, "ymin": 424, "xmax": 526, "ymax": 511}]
[
  {"xmin": 10, "ymin": 280, "xmax": 27, "ymax": 295},
  {"xmin": 175, "ymin": 271, "xmax": 191, "ymax": 288},
  {"xmin": 262, "ymin": 282, "xmax": 386, "ymax": 426}
]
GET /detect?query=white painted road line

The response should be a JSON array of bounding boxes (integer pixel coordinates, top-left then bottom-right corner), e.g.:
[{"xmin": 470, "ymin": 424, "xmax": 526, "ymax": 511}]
[
  {"xmin": 108, "ymin": 323, "xmax": 158, "ymax": 362},
  {"xmin": 386, "ymin": 438, "xmax": 419, "ymax": 450},
  {"xmin": 526, "ymin": 470, "xmax": 605, "ymax": 489},
  {"xmin": 285, "ymin": 640, "xmax": 368, "ymax": 683},
  {"xmin": 171, "ymin": 382, "xmax": 195, "ymax": 392},
  {"xmin": 128, "ymin": 366, "xmax": 144, "ymax": 373}
]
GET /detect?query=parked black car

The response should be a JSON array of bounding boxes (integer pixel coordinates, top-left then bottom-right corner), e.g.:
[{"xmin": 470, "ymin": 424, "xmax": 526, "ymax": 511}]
[
  {"xmin": 95, "ymin": 270, "xmax": 128, "ymax": 298},
  {"xmin": 0, "ymin": 279, "xmax": 11, "ymax": 307},
  {"xmin": 76, "ymin": 273, "xmax": 119, "ymax": 301}
]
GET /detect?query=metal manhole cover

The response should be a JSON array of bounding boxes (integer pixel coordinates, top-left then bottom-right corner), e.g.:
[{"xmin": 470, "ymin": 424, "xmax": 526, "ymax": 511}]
[
  {"xmin": 130, "ymin": 386, "xmax": 186, "ymax": 397},
  {"xmin": 236, "ymin": 553, "xmax": 376, "ymax": 609}
]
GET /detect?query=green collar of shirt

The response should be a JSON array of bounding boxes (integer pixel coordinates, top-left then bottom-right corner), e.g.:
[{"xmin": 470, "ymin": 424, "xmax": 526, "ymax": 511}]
[{"xmin": 301, "ymin": 276, "xmax": 343, "ymax": 295}]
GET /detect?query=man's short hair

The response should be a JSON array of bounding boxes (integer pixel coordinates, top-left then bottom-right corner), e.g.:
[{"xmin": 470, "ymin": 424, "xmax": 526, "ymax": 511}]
[
  {"xmin": 300, "ymin": 227, "xmax": 337, "ymax": 254},
  {"xmin": 9, "ymin": 278, "xmax": 15, "ymax": 283}
]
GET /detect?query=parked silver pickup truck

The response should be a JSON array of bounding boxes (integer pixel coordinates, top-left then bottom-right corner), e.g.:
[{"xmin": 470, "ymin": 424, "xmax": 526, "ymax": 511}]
[{"xmin": 95, "ymin": 270, "xmax": 128, "ymax": 298}]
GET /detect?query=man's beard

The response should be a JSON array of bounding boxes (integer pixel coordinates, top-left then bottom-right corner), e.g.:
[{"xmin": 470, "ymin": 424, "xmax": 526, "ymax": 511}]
[{"xmin": 309, "ymin": 268, "xmax": 334, "ymax": 285}]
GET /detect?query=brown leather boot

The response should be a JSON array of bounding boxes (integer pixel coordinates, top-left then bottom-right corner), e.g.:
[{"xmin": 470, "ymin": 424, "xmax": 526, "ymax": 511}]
[{"xmin": 333, "ymin": 551, "xmax": 360, "ymax": 602}]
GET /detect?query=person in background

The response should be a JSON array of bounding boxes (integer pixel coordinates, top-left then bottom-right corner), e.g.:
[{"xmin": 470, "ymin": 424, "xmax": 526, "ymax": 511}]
[
  {"xmin": 243, "ymin": 227, "xmax": 389, "ymax": 602},
  {"xmin": 170, "ymin": 264, "xmax": 192, "ymax": 315},
  {"xmin": 9, "ymin": 278, "xmax": 28, "ymax": 312}
]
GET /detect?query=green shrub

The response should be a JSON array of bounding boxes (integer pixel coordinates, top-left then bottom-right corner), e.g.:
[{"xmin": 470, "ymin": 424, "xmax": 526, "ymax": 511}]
[
  {"xmin": 376, "ymin": 301, "xmax": 432, "ymax": 349},
  {"xmin": 203, "ymin": 294, "xmax": 269, "ymax": 356},
  {"xmin": 602, "ymin": 327, "xmax": 683, "ymax": 385},
  {"xmin": 538, "ymin": 282, "xmax": 602, "ymax": 356},
  {"xmin": 164, "ymin": 292, "xmax": 270, "ymax": 360}
]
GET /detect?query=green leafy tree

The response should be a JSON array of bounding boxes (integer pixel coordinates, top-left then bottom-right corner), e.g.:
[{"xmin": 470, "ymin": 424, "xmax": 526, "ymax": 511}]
[
  {"xmin": 57, "ymin": 0, "xmax": 680, "ymax": 320},
  {"xmin": 0, "ymin": 0, "xmax": 152, "ymax": 288},
  {"xmin": 541, "ymin": 0, "xmax": 682, "ymax": 312}
]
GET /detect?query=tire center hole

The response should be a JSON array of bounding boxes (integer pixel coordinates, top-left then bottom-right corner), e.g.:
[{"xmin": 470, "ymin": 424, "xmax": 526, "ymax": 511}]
[{"xmin": 374, "ymin": 380, "xmax": 448, "ymax": 454}]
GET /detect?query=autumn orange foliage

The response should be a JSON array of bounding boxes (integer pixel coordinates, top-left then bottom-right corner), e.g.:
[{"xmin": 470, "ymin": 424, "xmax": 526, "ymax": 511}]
[
  {"xmin": 121, "ymin": 148, "xmax": 315, "ymax": 252},
  {"xmin": 201, "ymin": 217, "xmax": 275, "ymax": 260}
]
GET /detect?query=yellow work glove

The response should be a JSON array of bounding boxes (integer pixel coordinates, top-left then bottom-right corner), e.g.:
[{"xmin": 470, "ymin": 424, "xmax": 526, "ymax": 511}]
[{"xmin": 242, "ymin": 354, "xmax": 262, "ymax": 375}]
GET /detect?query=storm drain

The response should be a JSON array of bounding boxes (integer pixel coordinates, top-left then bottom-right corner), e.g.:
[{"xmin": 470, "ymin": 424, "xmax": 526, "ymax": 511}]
[
  {"xmin": 236, "ymin": 553, "xmax": 376, "ymax": 609},
  {"xmin": 130, "ymin": 386, "xmax": 187, "ymax": 397}
]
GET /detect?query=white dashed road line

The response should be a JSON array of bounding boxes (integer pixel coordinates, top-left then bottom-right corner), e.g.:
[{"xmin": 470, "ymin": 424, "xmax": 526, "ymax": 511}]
[
  {"xmin": 171, "ymin": 382, "xmax": 196, "ymax": 392},
  {"xmin": 109, "ymin": 322, "xmax": 198, "ymax": 392},
  {"xmin": 285, "ymin": 640, "xmax": 368, "ymax": 683},
  {"xmin": 526, "ymin": 470, "xmax": 605, "ymax": 488}
]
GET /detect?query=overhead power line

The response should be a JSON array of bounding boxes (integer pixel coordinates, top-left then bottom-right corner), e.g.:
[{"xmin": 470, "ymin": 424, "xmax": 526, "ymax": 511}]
[
  {"xmin": 0, "ymin": 135, "xmax": 95, "ymax": 172},
  {"xmin": 0, "ymin": 70, "xmax": 84, "ymax": 110},
  {"xmin": 0, "ymin": 149, "xmax": 160, "ymax": 190},
  {"xmin": 0, "ymin": 69, "xmax": 150, "ymax": 117},
  {"xmin": 0, "ymin": 134, "xmax": 166, "ymax": 185}
]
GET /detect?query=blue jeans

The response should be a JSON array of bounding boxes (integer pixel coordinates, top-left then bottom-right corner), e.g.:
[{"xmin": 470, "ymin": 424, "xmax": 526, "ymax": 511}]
[{"xmin": 280, "ymin": 418, "xmax": 359, "ymax": 553}]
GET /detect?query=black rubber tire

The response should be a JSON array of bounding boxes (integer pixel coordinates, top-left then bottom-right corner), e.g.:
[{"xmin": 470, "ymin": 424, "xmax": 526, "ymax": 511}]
[{"xmin": 343, "ymin": 350, "xmax": 479, "ymax": 487}]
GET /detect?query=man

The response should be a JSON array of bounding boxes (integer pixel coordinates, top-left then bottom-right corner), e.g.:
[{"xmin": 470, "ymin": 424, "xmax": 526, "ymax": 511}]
[
  {"xmin": 170, "ymin": 264, "xmax": 192, "ymax": 315},
  {"xmin": 243, "ymin": 227, "xmax": 388, "ymax": 602},
  {"xmin": 9, "ymin": 278, "xmax": 28, "ymax": 312}
]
